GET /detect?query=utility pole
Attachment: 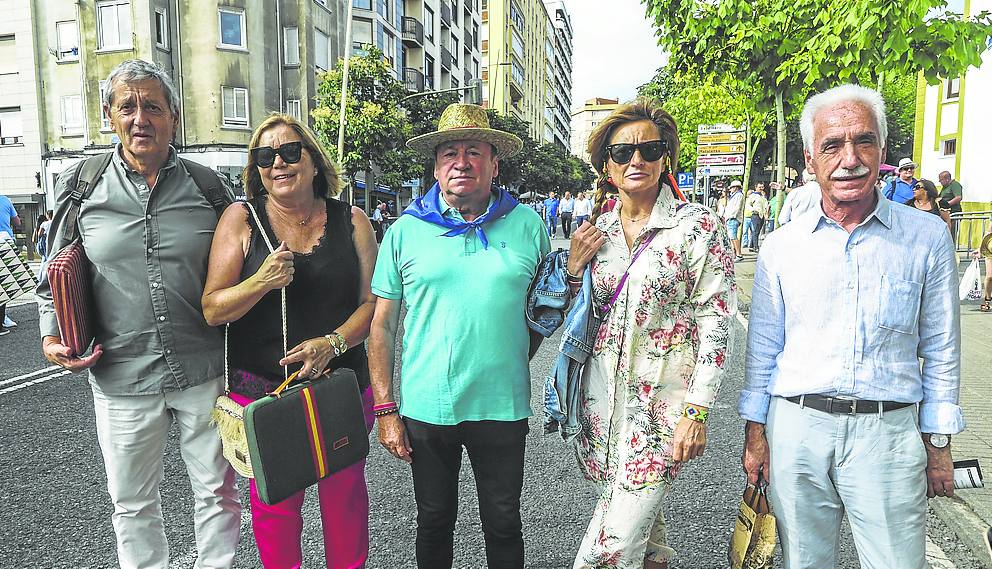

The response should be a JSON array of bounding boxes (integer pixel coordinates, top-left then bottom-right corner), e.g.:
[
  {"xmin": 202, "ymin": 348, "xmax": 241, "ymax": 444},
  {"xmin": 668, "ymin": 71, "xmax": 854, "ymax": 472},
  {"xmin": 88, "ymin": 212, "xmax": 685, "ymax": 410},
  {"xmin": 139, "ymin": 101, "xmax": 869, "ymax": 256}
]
[{"xmin": 337, "ymin": 1, "xmax": 355, "ymax": 204}]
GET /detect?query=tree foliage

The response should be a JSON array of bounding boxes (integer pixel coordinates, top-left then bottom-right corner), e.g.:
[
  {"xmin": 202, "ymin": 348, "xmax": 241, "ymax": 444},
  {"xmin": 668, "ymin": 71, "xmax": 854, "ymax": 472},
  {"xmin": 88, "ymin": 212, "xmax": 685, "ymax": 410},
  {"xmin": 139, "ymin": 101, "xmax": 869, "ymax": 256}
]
[
  {"xmin": 311, "ymin": 46, "xmax": 595, "ymax": 201},
  {"xmin": 643, "ymin": 0, "xmax": 992, "ymax": 188}
]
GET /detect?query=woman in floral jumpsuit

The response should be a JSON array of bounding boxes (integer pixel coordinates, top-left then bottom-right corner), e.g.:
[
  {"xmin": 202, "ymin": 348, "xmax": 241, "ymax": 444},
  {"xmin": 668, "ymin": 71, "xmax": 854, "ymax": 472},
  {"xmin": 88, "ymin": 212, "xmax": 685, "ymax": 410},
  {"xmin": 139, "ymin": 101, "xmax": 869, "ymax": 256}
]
[{"xmin": 566, "ymin": 99, "xmax": 738, "ymax": 568}]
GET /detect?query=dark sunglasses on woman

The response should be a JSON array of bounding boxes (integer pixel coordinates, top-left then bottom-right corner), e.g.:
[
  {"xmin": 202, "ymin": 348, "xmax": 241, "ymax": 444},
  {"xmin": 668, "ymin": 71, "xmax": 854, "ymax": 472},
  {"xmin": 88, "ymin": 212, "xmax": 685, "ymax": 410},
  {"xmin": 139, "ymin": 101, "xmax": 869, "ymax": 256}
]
[
  {"xmin": 251, "ymin": 141, "xmax": 304, "ymax": 168},
  {"xmin": 606, "ymin": 140, "xmax": 669, "ymax": 164}
]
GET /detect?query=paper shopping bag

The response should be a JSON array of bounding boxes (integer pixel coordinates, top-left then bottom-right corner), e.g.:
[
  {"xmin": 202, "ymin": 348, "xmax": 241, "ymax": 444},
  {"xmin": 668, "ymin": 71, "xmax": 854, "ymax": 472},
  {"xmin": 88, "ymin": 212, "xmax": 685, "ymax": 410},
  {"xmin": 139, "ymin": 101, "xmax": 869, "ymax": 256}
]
[{"xmin": 728, "ymin": 482, "xmax": 777, "ymax": 569}]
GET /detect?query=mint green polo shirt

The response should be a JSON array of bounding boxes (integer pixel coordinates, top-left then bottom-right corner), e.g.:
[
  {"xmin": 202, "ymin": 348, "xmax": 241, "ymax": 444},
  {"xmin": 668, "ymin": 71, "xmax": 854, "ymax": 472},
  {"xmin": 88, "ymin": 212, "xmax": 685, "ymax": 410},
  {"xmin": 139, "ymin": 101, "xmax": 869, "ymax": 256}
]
[{"xmin": 371, "ymin": 200, "xmax": 550, "ymax": 425}]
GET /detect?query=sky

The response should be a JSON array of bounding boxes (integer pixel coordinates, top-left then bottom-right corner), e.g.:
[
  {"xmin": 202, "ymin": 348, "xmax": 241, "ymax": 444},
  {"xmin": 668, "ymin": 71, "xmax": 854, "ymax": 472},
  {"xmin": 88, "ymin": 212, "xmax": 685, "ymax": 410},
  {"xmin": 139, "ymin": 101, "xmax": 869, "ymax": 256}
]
[{"xmin": 564, "ymin": 0, "xmax": 668, "ymax": 109}]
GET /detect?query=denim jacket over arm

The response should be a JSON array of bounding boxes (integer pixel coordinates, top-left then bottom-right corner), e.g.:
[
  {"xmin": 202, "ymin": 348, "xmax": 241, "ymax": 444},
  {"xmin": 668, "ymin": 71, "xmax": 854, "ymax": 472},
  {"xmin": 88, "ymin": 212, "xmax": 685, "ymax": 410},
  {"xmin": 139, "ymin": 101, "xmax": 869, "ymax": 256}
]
[{"xmin": 526, "ymin": 248, "xmax": 602, "ymax": 441}]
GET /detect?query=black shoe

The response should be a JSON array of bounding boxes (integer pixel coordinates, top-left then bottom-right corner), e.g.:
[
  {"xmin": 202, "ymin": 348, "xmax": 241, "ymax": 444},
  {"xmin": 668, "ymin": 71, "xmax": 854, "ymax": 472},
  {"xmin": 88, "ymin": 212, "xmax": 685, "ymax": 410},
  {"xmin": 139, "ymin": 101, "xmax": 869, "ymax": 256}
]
[{"xmin": 0, "ymin": 327, "xmax": 9, "ymax": 337}]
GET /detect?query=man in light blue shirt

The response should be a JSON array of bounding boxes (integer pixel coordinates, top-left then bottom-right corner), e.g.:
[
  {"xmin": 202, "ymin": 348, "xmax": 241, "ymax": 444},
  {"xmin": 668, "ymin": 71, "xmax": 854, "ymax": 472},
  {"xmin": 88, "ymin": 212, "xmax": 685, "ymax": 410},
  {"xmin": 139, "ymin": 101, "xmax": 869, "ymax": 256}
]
[{"xmin": 740, "ymin": 84, "xmax": 961, "ymax": 569}]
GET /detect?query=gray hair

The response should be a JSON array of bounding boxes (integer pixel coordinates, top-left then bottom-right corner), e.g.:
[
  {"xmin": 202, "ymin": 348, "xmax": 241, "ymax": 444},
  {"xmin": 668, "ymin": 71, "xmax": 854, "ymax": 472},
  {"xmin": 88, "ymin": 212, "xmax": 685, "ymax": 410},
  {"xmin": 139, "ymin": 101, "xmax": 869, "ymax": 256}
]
[
  {"xmin": 103, "ymin": 59, "xmax": 181, "ymax": 116},
  {"xmin": 799, "ymin": 84, "xmax": 887, "ymax": 156}
]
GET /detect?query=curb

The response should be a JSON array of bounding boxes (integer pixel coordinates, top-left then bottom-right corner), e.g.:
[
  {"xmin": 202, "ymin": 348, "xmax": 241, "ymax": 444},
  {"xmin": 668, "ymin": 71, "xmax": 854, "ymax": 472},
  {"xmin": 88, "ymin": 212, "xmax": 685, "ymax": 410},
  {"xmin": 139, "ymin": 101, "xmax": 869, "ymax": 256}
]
[{"xmin": 930, "ymin": 494, "xmax": 992, "ymax": 568}]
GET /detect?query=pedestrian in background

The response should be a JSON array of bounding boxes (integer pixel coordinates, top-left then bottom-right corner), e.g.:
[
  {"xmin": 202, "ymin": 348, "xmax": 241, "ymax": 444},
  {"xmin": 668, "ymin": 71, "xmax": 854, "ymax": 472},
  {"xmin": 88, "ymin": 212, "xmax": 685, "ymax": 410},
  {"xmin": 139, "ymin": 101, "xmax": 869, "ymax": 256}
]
[
  {"xmin": 0, "ymin": 191, "xmax": 21, "ymax": 336},
  {"xmin": 573, "ymin": 191, "xmax": 593, "ymax": 228},
  {"xmin": 905, "ymin": 178, "xmax": 952, "ymax": 233},
  {"xmin": 569, "ymin": 98, "xmax": 737, "ymax": 568},
  {"xmin": 544, "ymin": 191, "xmax": 561, "ymax": 237},
  {"xmin": 937, "ymin": 171, "xmax": 964, "ymax": 215},
  {"xmin": 36, "ymin": 59, "xmax": 241, "ymax": 568},
  {"xmin": 778, "ymin": 171, "xmax": 820, "ymax": 226},
  {"xmin": 370, "ymin": 103, "xmax": 549, "ymax": 569},
  {"xmin": 559, "ymin": 190, "xmax": 575, "ymax": 238},
  {"xmin": 741, "ymin": 83, "xmax": 961, "ymax": 569},
  {"xmin": 742, "ymin": 182, "xmax": 767, "ymax": 251},
  {"xmin": 883, "ymin": 157, "xmax": 918, "ymax": 202},
  {"xmin": 201, "ymin": 113, "xmax": 378, "ymax": 568},
  {"xmin": 723, "ymin": 179, "xmax": 745, "ymax": 261},
  {"xmin": 973, "ymin": 231, "xmax": 992, "ymax": 312}
]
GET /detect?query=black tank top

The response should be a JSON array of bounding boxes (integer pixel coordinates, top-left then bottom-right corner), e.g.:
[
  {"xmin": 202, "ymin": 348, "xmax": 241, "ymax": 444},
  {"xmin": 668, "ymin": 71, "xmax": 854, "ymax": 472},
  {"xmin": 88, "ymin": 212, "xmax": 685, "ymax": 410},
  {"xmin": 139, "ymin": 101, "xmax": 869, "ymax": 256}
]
[{"xmin": 228, "ymin": 195, "xmax": 369, "ymax": 396}]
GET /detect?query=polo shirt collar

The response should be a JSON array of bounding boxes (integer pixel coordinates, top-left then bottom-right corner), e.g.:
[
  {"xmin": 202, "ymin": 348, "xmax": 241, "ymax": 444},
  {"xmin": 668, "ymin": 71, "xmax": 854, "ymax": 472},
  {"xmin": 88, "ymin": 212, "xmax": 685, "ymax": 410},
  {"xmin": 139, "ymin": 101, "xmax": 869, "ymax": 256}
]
[
  {"xmin": 439, "ymin": 191, "xmax": 496, "ymax": 222},
  {"xmin": 807, "ymin": 188, "xmax": 891, "ymax": 233}
]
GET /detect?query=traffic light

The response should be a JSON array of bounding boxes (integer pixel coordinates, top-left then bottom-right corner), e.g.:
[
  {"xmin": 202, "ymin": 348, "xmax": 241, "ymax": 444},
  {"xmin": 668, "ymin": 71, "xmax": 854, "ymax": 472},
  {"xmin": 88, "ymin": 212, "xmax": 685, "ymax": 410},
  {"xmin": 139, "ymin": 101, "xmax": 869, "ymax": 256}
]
[{"xmin": 468, "ymin": 80, "xmax": 483, "ymax": 105}]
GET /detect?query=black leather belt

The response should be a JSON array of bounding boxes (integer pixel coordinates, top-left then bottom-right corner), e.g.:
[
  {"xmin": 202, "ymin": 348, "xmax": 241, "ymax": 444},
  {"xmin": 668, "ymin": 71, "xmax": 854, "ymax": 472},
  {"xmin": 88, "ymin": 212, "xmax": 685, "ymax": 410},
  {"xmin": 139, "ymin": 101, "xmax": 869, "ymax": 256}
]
[{"xmin": 785, "ymin": 394, "xmax": 914, "ymax": 415}]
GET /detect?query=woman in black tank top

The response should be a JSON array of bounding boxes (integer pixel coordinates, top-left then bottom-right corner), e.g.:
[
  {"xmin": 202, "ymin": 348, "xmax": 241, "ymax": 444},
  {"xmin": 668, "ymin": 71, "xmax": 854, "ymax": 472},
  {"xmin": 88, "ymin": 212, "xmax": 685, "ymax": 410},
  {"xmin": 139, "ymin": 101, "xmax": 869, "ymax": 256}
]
[
  {"xmin": 201, "ymin": 114, "xmax": 378, "ymax": 568},
  {"xmin": 904, "ymin": 178, "xmax": 952, "ymax": 233}
]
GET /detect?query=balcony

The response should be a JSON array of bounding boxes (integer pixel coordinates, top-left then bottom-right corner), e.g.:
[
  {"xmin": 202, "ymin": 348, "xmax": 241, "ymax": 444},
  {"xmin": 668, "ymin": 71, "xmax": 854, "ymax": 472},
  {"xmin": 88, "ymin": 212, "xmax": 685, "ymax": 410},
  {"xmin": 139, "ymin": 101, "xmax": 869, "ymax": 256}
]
[
  {"xmin": 464, "ymin": 69, "xmax": 473, "ymax": 85},
  {"xmin": 402, "ymin": 17, "xmax": 424, "ymax": 47},
  {"xmin": 463, "ymin": 28, "xmax": 473, "ymax": 52},
  {"xmin": 440, "ymin": 1, "xmax": 451, "ymax": 28},
  {"xmin": 440, "ymin": 45, "xmax": 453, "ymax": 70},
  {"xmin": 403, "ymin": 67, "xmax": 426, "ymax": 92},
  {"xmin": 463, "ymin": 0, "xmax": 472, "ymax": 18}
]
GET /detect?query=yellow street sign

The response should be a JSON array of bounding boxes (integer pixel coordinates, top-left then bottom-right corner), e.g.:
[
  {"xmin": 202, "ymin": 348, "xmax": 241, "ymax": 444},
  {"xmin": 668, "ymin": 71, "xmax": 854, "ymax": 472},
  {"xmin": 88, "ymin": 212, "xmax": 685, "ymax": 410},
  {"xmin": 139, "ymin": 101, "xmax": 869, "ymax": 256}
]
[
  {"xmin": 696, "ymin": 132, "xmax": 746, "ymax": 144},
  {"xmin": 697, "ymin": 143, "xmax": 746, "ymax": 155}
]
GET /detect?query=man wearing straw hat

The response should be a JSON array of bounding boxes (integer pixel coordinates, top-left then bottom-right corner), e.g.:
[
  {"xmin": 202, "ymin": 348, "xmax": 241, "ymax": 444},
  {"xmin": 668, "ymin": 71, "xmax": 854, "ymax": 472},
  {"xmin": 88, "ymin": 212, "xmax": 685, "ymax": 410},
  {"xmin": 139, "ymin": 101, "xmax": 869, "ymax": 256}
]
[{"xmin": 368, "ymin": 103, "xmax": 550, "ymax": 568}]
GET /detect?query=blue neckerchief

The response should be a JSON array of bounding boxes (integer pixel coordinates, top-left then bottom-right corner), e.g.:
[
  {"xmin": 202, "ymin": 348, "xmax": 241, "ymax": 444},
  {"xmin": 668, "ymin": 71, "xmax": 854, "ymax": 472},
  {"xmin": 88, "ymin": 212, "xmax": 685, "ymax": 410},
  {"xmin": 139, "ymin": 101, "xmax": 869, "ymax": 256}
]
[{"xmin": 402, "ymin": 182, "xmax": 519, "ymax": 249}]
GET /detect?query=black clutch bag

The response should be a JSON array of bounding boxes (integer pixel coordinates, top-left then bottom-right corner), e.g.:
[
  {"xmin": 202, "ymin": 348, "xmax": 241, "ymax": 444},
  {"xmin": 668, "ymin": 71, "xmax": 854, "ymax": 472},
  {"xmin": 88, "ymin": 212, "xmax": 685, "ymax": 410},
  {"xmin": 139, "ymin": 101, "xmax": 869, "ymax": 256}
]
[{"xmin": 244, "ymin": 368, "xmax": 370, "ymax": 505}]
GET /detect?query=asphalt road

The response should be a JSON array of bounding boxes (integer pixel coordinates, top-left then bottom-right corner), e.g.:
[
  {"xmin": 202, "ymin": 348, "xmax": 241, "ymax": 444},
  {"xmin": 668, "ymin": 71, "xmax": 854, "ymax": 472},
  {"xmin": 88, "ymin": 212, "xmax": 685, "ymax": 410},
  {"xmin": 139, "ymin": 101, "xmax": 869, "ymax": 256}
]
[{"xmin": 0, "ymin": 298, "xmax": 987, "ymax": 568}]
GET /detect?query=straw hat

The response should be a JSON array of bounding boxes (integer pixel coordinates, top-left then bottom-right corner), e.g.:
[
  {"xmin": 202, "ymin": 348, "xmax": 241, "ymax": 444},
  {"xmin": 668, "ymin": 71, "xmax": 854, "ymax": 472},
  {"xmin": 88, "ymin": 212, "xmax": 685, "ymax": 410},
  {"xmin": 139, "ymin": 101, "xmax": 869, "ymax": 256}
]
[{"xmin": 407, "ymin": 103, "xmax": 523, "ymax": 159}]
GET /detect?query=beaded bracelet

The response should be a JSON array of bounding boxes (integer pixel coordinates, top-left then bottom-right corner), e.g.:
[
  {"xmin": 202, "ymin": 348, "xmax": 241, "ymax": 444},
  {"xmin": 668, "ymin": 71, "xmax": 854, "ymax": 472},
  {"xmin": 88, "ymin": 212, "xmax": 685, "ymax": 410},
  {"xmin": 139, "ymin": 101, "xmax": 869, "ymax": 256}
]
[
  {"xmin": 323, "ymin": 332, "xmax": 348, "ymax": 357},
  {"xmin": 374, "ymin": 408, "xmax": 399, "ymax": 418},
  {"xmin": 683, "ymin": 405, "xmax": 709, "ymax": 424}
]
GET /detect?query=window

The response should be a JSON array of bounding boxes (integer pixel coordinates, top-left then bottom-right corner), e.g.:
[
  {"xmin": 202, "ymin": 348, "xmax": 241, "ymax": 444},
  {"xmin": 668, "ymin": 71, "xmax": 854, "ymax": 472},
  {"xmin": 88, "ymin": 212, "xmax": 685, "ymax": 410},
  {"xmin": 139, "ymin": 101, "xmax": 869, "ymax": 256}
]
[
  {"xmin": 285, "ymin": 100, "xmax": 302, "ymax": 120},
  {"xmin": 511, "ymin": 29, "xmax": 524, "ymax": 58},
  {"xmin": 943, "ymin": 138, "xmax": 957, "ymax": 156},
  {"xmin": 315, "ymin": 29, "xmax": 330, "ymax": 70},
  {"xmin": 98, "ymin": 80, "xmax": 111, "ymax": 130},
  {"xmin": 218, "ymin": 8, "xmax": 246, "ymax": 49},
  {"xmin": 424, "ymin": 5, "xmax": 435, "ymax": 42},
  {"xmin": 61, "ymin": 95, "xmax": 84, "ymax": 135},
  {"xmin": 509, "ymin": 2, "xmax": 524, "ymax": 29},
  {"xmin": 222, "ymin": 87, "xmax": 249, "ymax": 127},
  {"xmin": 353, "ymin": 19, "xmax": 372, "ymax": 53},
  {"xmin": 451, "ymin": 36, "xmax": 459, "ymax": 66},
  {"xmin": 425, "ymin": 54, "xmax": 435, "ymax": 89},
  {"xmin": 380, "ymin": 29, "xmax": 397, "ymax": 68},
  {"xmin": 472, "ymin": 22, "xmax": 479, "ymax": 48},
  {"xmin": 473, "ymin": 58, "xmax": 479, "ymax": 78},
  {"xmin": 55, "ymin": 20, "xmax": 79, "ymax": 61},
  {"xmin": 0, "ymin": 107, "xmax": 23, "ymax": 144},
  {"xmin": 154, "ymin": 9, "xmax": 169, "ymax": 49},
  {"xmin": 353, "ymin": 0, "xmax": 372, "ymax": 9},
  {"xmin": 283, "ymin": 27, "xmax": 300, "ymax": 65},
  {"xmin": 96, "ymin": 1, "xmax": 132, "ymax": 50},
  {"xmin": 945, "ymin": 77, "xmax": 960, "ymax": 99},
  {"xmin": 377, "ymin": 0, "xmax": 389, "ymax": 20},
  {"xmin": 451, "ymin": 0, "xmax": 458, "ymax": 25}
]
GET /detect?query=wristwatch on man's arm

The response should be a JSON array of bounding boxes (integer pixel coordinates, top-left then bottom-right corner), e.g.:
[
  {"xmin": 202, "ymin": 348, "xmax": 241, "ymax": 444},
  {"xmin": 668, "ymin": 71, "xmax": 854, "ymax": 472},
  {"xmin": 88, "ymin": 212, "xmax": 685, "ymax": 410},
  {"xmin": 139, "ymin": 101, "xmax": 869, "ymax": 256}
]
[{"xmin": 924, "ymin": 433, "xmax": 950, "ymax": 449}]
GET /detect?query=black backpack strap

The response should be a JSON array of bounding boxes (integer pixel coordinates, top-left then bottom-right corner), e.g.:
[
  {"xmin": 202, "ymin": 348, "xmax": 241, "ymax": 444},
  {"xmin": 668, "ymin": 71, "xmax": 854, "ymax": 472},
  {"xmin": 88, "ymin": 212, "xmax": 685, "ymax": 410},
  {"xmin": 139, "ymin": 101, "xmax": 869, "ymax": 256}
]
[
  {"xmin": 63, "ymin": 152, "xmax": 114, "ymax": 243},
  {"xmin": 180, "ymin": 158, "xmax": 233, "ymax": 218}
]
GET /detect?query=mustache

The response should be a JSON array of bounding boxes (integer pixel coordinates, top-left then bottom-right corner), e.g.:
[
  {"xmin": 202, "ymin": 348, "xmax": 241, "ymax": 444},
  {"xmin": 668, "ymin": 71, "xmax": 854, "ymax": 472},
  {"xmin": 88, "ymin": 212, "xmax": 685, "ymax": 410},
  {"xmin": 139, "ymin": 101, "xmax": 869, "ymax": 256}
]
[{"xmin": 831, "ymin": 165, "xmax": 870, "ymax": 180}]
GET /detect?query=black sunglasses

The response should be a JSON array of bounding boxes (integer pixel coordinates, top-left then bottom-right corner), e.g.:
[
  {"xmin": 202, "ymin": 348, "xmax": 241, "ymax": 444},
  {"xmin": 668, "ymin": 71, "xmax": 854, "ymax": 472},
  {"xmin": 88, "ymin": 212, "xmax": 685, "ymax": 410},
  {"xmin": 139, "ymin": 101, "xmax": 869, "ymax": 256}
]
[
  {"xmin": 251, "ymin": 141, "xmax": 303, "ymax": 168},
  {"xmin": 606, "ymin": 140, "xmax": 669, "ymax": 164}
]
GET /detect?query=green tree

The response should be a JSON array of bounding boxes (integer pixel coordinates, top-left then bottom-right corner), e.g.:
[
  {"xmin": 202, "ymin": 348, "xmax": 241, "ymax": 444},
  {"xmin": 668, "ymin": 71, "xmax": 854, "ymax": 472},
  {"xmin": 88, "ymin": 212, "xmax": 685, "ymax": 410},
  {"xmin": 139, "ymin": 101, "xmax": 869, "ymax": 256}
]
[
  {"xmin": 311, "ymin": 47, "xmax": 419, "ymax": 200},
  {"xmin": 643, "ymin": 0, "xmax": 992, "ymax": 195}
]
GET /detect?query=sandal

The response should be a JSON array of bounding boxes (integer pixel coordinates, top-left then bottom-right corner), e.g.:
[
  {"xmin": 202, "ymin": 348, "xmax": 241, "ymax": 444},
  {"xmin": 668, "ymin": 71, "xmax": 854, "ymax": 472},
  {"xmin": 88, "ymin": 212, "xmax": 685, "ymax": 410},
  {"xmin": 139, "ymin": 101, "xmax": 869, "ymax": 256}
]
[{"xmin": 982, "ymin": 298, "xmax": 991, "ymax": 312}]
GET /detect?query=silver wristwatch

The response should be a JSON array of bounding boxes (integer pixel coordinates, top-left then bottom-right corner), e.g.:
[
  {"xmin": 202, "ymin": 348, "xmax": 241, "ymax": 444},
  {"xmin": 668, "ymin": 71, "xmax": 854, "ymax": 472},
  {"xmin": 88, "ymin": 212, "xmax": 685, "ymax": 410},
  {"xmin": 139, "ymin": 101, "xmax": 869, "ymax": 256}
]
[{"xmin": 928, "ymin": 434, "xmax": 950, "ymax": 448}]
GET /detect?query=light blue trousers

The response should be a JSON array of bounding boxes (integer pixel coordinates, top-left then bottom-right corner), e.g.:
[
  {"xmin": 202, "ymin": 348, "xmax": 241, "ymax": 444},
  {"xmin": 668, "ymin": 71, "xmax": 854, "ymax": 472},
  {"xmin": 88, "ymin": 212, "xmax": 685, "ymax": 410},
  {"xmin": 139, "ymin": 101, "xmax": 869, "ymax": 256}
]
[{"xmin": 765, "ymin": 397, "xmax": 928, "ymax": 569}]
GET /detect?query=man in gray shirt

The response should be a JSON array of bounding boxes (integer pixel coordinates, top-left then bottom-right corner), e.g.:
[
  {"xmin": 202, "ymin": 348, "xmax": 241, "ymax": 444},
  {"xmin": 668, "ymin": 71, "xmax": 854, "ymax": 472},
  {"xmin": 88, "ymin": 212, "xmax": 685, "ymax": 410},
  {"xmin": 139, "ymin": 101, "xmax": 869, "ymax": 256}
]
[{"xmin": 36, "ymin": 60, "xmax": 240, "ymax": 568}]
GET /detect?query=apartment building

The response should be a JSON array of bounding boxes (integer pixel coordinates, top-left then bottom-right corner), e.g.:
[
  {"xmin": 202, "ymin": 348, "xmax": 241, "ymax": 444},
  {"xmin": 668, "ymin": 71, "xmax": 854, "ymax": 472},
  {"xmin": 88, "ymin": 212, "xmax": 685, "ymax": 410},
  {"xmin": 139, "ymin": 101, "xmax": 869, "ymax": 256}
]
[
  {"xmin": 542, "ymin": 0, "xmax": 571, "ymax": 150},
  {"xmin": 570, "ymin": 97, "xmax": 620, "ymax": 165},
  {"xmin": 0, "ymin": 0, "xmax": 46, "ymax": 240},
  {"xmin": 26, "ymin": 0, "xmax": 347, "ymax": 206},
  {"xmin": 392, "ymin": 0, "xmax": 482, "ymax": 98}
]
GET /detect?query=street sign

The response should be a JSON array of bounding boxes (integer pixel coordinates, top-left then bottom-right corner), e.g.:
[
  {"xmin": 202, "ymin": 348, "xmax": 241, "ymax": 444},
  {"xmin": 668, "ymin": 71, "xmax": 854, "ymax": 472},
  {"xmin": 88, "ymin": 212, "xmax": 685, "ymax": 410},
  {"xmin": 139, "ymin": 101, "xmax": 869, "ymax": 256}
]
[
  {"xmin": 697, "ymin": 165, "xmax": 745, "ymax": 176},
  {"xmin": 697, "ymin": 123, "xmax": 742, "ymax": 134},
  {"xmin": 677, "ymin": 172, "xmax": 695, "ymax": 189},
  {"xmin": 697, "ymin": 143, "xmax": 746, "ymax": 155},
  {"xmin": 696, "ymin": 154, "xmax": 746, "ymax": 166},
  {"xmin": 697, "ymin": 132, "xmax": 746, "ymax": 144}
]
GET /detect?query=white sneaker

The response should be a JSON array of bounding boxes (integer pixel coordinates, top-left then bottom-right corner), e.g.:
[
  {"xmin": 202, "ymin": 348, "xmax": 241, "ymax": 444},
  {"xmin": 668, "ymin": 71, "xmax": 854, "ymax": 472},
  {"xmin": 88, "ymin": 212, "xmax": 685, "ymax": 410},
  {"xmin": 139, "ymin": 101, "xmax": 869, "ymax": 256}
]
[{"xmin": 3, "ymin": 316, "xmax": 16, "ymax": 328}]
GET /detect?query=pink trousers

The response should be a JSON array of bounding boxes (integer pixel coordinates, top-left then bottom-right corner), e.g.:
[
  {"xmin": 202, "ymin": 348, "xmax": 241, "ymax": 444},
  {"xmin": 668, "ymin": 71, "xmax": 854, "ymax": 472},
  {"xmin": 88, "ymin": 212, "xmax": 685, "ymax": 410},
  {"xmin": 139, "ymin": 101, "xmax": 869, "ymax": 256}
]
[{"xmin": 231, "ymin": 386, "xmax": 374, "ymax": 569}]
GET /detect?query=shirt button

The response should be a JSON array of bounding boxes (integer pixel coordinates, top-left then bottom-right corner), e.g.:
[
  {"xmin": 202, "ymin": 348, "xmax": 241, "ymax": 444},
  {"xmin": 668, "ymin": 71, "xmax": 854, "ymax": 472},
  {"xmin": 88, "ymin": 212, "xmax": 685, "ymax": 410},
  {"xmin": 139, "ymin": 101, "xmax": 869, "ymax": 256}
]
[
  {"xmin": 138, "ymin": 185, "xmax": 146, "ymax": 190},
  {"xmin": 146, "ymin": 215, "xmax": 152, "ymax": 220},
  {"xmin": 151, "ymin": 282, "xmax": 159, "ymax": 288},
  {"xmin": 158, "ymin": 316, "xmax": 166, "ymax": 322},
  {"xmin": 165, "ymin": 349, "xmax": 172, "ymax": 355},
  {"xmin": 147, "ymin": 247, "xmax": 153, "ymax": 253}
]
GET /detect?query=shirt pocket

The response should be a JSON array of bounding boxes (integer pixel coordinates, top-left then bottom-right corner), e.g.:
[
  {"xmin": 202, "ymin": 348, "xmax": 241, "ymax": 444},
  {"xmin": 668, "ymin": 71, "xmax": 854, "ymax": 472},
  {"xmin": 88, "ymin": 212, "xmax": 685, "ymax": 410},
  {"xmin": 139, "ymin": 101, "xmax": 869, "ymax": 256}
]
[{"xmin": 877, "ymin": 275, "xmax": 923, "ymax": 335}]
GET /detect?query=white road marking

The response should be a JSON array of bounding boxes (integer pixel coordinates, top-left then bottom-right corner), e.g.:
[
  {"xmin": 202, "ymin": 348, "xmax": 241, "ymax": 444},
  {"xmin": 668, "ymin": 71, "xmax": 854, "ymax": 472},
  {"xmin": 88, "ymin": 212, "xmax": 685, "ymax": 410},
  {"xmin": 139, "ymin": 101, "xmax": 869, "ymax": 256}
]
[
  {"xmin": 0, "ymin": 365, "xmax": 62, "ymax": 386},
  {"xmin": 0, "ymin": 369, "xmax": 72, "ymax": 395},
  {"xmin": 926, "ymin": 535, "xmax": 958, "ymax": 568}
]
